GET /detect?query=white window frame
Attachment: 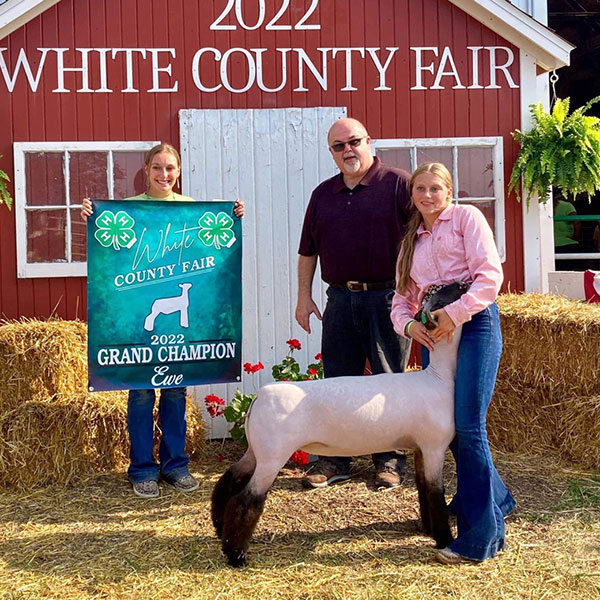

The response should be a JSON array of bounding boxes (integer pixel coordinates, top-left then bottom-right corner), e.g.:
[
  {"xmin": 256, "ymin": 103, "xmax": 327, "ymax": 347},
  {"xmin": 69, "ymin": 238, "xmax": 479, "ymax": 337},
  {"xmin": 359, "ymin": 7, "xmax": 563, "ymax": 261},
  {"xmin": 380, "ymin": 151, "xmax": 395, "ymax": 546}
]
[
  {"xmin": 14, "ymin": 141, "xmax": 159, "ymax": 278},
  {"xmin": 371, "ymin": 136, "xmax": 506, "ymax": 262}
]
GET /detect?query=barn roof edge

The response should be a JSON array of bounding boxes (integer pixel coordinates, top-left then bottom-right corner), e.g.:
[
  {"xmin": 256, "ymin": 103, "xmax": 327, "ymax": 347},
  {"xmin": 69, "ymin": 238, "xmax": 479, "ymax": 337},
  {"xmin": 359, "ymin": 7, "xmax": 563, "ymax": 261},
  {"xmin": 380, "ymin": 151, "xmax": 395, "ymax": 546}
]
[{"xmin": 450, "ymin": 0, "xmax": 573, "ymax": 72}]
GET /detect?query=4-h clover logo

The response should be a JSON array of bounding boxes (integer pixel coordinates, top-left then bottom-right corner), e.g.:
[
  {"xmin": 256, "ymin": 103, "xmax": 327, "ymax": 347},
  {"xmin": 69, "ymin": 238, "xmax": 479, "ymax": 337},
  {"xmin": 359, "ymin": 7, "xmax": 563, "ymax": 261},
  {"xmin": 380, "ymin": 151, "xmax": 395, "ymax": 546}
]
[
  {"xmin": 94, "ymin": 210, "xmax": 137, "ymax": 250},
  {"xmin": 197, "ymin": 211, "xmax": 236, "ymax": 250}
]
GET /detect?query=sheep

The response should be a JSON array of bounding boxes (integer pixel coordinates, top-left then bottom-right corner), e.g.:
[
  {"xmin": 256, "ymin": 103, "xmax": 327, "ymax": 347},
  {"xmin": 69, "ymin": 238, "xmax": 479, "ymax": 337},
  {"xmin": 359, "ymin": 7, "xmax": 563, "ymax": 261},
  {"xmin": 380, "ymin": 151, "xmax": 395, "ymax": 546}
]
[
  {"xmin": 144, "ymin": 282, "xmax": 192, "ymax": 331},
  {"xmin": 212, "ymin": 286, "xmax": 465, "ymax": 567}
]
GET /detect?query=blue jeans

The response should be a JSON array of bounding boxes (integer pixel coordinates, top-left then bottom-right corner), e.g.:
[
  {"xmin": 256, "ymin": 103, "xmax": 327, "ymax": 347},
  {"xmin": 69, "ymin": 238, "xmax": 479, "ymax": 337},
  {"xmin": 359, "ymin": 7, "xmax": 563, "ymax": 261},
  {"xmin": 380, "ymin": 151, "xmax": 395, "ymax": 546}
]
[
  {"xmin": 127, "ymin": 386, "xmax": 191, "ymax": 483},
  {"xmin": 423, "ymin": 303, "xmax": 515, "ymax": 560},
  {"xmin": 320, "ymin": 286, "xmax": 411, "ymax": 472}
]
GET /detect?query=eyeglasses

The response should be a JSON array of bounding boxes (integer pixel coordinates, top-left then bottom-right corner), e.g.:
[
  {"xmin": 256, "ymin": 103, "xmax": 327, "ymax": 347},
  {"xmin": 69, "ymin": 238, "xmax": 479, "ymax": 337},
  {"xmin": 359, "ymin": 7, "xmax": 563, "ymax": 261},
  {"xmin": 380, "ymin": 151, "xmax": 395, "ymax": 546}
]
[{"xmin": 329, "ymin": 137, "xmax": 366, "ymax": 153}]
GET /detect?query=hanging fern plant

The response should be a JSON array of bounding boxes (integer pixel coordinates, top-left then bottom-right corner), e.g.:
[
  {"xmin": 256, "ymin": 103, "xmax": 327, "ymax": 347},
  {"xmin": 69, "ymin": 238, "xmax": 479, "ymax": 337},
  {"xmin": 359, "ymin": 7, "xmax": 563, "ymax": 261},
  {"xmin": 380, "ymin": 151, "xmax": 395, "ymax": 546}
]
[
  {"xmin": 509, "ymin": 96, "xmax": 600, "ymax": 207},
  {"xmin": 0, "ymin": 154, "xmax": 12, "ymax": 210}
]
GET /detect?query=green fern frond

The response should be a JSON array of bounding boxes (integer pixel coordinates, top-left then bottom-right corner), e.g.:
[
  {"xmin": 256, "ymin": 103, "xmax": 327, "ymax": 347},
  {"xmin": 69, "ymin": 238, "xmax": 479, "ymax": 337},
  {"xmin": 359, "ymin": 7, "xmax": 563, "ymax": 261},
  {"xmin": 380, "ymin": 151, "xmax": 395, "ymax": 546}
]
[
  {"xmin": 0, "ymin": 159, "xmax": 12, "ymax": 210},
  {"xmin": 510, "ymin": 96, "xmax": 600, "ymax": 206}
]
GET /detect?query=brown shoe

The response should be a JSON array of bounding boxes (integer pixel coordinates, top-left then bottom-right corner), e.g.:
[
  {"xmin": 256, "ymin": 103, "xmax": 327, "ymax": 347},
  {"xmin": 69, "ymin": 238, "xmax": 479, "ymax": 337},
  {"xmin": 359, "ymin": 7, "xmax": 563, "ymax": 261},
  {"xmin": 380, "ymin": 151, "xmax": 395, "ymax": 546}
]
[
  {"xmin": 436, "ymin": 548, "xmax": 479, "ymax": 565},
  {"xmin": 301, "ymin": 460, "xmax": 350, "ymax": 489},
  {"xmin": 375, "ymin": 465, "xmax": 404, "ymax": 488}
]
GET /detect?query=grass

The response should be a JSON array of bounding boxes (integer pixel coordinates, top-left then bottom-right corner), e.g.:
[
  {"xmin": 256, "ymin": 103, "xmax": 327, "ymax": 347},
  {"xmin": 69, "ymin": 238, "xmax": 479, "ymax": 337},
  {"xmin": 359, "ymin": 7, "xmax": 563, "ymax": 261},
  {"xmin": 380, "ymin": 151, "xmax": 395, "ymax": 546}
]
[
  {"xmin": 0, "ymin": 442, "xmax": 599, "ymax": 600},
  {"xmin": 561, "ymin": 476, "xmax": 600, "ymax": 511}
]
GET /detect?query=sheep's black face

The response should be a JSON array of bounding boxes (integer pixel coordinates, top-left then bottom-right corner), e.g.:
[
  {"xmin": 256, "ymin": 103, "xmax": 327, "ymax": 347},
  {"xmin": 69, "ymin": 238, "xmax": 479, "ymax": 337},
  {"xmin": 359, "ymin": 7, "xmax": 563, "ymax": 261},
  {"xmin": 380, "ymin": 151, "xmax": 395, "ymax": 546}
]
[{"xmin": 415, "ymin": 281, "xmax": 470, "ymax": 330}]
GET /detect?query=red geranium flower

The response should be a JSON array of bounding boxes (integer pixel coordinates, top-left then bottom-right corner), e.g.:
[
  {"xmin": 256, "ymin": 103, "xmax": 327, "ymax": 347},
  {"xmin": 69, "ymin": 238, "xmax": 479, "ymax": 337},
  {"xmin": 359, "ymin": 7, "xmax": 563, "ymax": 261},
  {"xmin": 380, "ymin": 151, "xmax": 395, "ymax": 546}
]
[
  {"xmin": 204, "ymin": 393, "xmax": 225, "ymax": 418},
  {"xmin": 289, "ymin": 450, "xmax": 309, "ymax": 466},
  {"xmin": 308, "ymin": 367, "xmax": 318, "ymax": 376},
  {"xmin": 244, "ymin": 361, "xmax": 264, "ymax": 374},
  {"xmin": 286, "ymin": 338, "xmax": 302, "ymax": 351},
  {"xmin": 314, "ymin": 353, "xmax": 322, "ymax": 361}
]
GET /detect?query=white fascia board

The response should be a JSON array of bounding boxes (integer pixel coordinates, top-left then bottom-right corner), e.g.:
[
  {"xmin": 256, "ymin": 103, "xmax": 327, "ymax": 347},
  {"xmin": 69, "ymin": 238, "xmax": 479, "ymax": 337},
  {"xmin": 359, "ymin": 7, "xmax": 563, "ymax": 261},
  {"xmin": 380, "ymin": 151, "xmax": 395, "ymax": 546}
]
[
  {"xmin": 0, "ymin": 0, "xmax": 60, "ymax": 42},
  {"xmin": 519, "ymin": 52, "xmax": 553, "ymax": 292},
  {"xmin": 449, "ymin": 0, "xmax": 574, "ymax": 72}
]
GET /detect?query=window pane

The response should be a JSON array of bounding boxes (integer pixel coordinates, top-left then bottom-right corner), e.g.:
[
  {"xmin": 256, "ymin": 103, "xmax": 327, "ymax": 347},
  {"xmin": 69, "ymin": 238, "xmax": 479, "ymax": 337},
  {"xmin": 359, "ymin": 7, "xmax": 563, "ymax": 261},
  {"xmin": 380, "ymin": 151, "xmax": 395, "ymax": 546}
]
[
  {"xmin": 416, "ymin": 147, "xmax": 452, "ymax": 171},
  {"xmin": 71, "ymin": 208, "xmax": 87, "ymax": 262},
  {"xmin": 457, "ymin": 147, "xmax": 494, "ymax": 198},
  {"xmin": 375, "ymin": 148, "xmax": 412, "ymax": 172},
  {"xmin": 27, "ymin": 210, "xmax": 66, "ymax": 262},
  {"xmin": 460, "ymin": 200, "xmax": 496, "ymax": 237},
  {"xmin": 25, "ymin": 153, "xmax": 65, "ymax": 206},
  {"xmin": 69, "ymin": 152, "xmax": 108, "ymax": 203},
  {"xmin": 113, "ymin": 152, "xmax": 147, "ymax": 199}
]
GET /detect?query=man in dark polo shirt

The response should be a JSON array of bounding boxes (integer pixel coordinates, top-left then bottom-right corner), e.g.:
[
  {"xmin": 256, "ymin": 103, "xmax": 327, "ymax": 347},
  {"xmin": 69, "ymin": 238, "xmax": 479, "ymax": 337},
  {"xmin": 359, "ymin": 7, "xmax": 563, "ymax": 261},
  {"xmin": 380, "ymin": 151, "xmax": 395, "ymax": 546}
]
[{"xmin": 295, "ymin": 117, "xmax": 413, "ymax": 489}]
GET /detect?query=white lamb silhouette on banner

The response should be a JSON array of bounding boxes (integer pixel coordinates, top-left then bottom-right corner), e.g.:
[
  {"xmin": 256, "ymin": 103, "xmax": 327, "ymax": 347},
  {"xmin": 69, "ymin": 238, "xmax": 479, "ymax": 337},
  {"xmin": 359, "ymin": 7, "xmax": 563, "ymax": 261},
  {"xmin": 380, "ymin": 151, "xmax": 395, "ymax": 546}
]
[{"xmin": 144, "ymin": 283, "xmax": 192, "ymax": 331}]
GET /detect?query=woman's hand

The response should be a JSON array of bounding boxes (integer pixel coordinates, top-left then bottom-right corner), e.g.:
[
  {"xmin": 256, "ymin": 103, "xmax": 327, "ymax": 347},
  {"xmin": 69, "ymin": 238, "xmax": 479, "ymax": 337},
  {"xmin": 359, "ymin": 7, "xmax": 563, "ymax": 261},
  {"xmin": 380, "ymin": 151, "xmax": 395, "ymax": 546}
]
[
  {"xmin": 429, "ymin": 308, "xmax": 456, "ymax": 344},
  {"xmin": 234, "ymin": 198, "xmax": 245, "ymax": 218},
  {"xmin": 80, "ymin": 198, "xmax": 93, "ymax": 221},
  {"xmin": 406, "ymin": 320, "xmax": 435, "ymax": 352}
]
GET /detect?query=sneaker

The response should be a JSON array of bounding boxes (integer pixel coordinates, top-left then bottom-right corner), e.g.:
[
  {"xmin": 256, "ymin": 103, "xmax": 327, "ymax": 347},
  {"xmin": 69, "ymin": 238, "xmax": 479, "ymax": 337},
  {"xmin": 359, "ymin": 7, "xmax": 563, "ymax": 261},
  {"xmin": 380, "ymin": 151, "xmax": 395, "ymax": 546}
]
[
  {"xmin": 436, "ymin": 548, "xmax": 479, "ymax": 565},
  {"xmin": 375, "ymin": 465, "xmax": 404, "ymax": 488},
  {"xmin": 132, "ymin": 479, "xmax": 159, "ymax": 499},
  {"xmin": 301, "ymin": 460, "xmax": 350, "ymax": 489},
  {"xmin": 164, "ymin": 473, "xmax": 199, "ymax": 492}
]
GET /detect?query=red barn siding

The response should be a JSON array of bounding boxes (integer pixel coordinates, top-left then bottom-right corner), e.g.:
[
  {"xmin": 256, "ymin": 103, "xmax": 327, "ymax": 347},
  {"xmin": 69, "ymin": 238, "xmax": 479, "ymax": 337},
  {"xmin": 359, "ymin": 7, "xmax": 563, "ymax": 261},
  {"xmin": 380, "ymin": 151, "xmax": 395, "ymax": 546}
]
[{"xmin": 0, "ymin": 0, "xmax": 523, "ymax": 320}]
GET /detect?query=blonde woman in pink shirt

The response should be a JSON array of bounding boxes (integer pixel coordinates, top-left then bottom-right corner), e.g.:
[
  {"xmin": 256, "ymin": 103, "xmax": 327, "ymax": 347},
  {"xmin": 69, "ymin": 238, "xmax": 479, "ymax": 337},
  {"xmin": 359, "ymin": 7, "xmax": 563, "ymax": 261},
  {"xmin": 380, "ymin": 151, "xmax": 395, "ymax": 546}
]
[{"xmin": 391, "ymin": 162, "xmax": 515, "ymax": 565}]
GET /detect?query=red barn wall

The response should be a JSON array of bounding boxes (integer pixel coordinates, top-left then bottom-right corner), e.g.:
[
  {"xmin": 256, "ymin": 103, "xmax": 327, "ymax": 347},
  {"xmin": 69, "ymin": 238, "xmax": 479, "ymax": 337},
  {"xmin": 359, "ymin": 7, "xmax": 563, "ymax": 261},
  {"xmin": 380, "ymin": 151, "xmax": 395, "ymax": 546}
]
[{"xmin": 0, "ymin": 0, "xmax": 523, "ymax": 320}]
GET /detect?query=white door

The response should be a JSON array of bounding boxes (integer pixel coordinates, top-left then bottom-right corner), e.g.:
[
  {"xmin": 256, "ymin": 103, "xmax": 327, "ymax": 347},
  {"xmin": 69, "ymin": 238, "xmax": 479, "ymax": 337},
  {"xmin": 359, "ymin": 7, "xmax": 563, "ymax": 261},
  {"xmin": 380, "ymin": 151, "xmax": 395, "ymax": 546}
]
[{"xmin": 179, "ymin": 106, "xmax": 346, "ymax": 438}]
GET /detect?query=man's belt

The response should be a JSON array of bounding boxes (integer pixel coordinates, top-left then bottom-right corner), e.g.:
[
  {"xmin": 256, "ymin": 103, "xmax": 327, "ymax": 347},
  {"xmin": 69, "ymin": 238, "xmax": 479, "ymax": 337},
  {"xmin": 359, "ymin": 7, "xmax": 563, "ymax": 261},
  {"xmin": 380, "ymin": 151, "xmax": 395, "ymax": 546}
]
[{"xmin": 329, "ymin": 280, "xmax": 396, "ymax": 292}]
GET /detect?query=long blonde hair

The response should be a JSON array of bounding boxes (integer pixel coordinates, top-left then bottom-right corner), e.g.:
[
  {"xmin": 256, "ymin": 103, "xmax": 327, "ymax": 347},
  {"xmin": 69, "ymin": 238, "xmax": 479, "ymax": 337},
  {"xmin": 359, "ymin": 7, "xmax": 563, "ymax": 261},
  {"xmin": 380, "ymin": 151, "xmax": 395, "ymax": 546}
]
[{"xmin": 396, "ymin": 163, "xmax": 454, "ymax": 293}]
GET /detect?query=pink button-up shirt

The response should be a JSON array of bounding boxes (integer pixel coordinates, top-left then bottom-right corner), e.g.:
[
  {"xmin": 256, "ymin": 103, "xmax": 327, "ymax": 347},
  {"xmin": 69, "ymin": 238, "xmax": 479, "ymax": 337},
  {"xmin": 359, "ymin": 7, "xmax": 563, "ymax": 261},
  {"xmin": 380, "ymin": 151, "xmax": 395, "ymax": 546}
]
[{"xmin": 391, "ymin": 203, "xmax": 503, "ymax": 337}]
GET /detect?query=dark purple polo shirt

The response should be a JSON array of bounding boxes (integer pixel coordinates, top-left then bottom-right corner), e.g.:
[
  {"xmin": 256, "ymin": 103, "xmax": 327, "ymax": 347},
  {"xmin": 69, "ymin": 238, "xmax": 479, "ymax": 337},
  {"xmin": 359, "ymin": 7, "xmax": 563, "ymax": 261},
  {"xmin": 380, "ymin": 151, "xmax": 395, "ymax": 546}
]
[{"xmin": 298, "ymin": 157, "xmax": 412, "ymax": 285}]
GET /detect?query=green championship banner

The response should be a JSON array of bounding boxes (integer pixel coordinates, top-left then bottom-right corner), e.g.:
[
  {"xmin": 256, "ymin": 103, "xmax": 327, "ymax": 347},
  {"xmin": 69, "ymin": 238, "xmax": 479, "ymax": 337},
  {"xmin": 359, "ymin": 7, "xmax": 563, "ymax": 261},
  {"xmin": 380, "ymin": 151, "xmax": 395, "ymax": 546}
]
[{"xmin": 87, "ymin": 200, "xmax": 242, "ymax": 392}]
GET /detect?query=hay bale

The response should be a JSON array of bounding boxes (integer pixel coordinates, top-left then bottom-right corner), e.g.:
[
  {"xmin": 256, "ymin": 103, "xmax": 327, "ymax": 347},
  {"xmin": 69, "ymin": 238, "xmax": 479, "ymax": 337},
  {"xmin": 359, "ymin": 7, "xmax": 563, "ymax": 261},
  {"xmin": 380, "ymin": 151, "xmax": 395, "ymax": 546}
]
[
  {"xmin": 490, "ymin": 293, "xmax": 600, "ymax": 469},
  {"xmin": 0, "ymin": 319, "xmax": 88, "ymax": 409},
  {"xmin": 497, "ymin": 293, "xmax": 600, "ymax": 396},
  {"xmin": 0, "ymin": 318, "xmax": 205, "ymax": 489}
]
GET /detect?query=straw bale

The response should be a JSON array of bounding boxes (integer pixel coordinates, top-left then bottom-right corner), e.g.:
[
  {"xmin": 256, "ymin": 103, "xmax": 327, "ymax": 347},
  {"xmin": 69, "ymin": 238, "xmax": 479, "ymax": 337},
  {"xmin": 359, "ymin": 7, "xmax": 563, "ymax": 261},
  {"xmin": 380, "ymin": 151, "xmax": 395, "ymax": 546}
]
[
  {"xmin": 497, "ymin": 293, "xmax": 600, "ymax": 396},
  {"xmin": 0, "ymin": 318, "xmax": 88, "ymax": 409},
  {"xmin": 489, "ymin": 293, "xmax": 600, "ymax": 469},
  {"xmin": 0, "ymin": 393, "xmax": 205, "ymax": 489},
  {"xmin": 0, "ymin": 318, "xmax": 205, "ymax": 489}
]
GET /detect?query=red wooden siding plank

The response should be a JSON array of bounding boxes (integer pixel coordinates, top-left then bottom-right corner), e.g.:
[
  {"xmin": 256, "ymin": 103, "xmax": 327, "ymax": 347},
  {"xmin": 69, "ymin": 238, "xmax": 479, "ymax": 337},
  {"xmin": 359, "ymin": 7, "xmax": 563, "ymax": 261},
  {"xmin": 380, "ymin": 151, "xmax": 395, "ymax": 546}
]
[{"xmin": 0, "ymin": 0, "xmax": 527, "ymax": 319}]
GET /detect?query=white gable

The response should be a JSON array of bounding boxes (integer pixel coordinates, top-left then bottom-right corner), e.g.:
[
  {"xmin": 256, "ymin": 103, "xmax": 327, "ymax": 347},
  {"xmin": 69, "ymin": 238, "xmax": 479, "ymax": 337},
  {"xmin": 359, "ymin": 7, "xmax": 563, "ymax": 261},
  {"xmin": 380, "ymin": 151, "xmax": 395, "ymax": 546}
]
[
  {"xmin": 450, "ymin": 0, "xmax": 573, "ymax": 72},
  {"xmin": 0, "ymin": 0, "xmax": 60, "ymax": 42}
]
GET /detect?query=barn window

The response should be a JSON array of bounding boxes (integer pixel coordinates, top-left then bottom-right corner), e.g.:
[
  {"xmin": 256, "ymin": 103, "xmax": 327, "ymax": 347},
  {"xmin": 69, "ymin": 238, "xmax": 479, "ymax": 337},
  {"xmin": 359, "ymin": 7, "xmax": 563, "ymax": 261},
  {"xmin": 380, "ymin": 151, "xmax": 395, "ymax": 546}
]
[
  {"xmin": 371, "ymin": 137, "xmax": 506, "ymax": 261},
  {"xmin": 13, "ymin": 141, "xmax": 158, "ymax": 278}
]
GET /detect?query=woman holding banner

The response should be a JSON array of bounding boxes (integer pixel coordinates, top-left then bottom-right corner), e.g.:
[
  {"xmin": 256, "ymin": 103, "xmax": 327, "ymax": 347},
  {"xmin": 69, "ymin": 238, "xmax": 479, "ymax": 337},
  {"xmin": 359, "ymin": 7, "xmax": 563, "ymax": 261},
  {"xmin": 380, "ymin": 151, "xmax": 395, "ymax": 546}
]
[{"xmin": 82, "ymin": 143, "xmax": 245, "ymax": 498}]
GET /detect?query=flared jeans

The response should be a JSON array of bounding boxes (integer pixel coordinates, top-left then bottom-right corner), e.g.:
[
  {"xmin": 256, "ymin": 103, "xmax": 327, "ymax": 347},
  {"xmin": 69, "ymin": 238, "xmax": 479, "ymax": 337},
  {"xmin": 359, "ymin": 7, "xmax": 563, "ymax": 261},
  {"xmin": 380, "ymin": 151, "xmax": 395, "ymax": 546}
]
[
  {"xmin": 424, "ymin": 303, "xmax": 515, "ymax": 560},
  {"xmin": 127, "ymin": 386, "xmax": 191, "ymax": 483}
]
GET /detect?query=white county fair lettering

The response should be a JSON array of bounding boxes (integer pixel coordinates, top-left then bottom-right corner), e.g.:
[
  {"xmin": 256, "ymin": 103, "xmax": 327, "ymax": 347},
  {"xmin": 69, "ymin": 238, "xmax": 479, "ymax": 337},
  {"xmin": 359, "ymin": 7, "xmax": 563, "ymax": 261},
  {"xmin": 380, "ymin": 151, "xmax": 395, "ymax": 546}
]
[
  {"xmin": 87, "ymin": 200, "xmax": 242, "ymax": 392},
  {"xmin": 0, "ymin": 1, "xmax": 519, "ymax": 94}
]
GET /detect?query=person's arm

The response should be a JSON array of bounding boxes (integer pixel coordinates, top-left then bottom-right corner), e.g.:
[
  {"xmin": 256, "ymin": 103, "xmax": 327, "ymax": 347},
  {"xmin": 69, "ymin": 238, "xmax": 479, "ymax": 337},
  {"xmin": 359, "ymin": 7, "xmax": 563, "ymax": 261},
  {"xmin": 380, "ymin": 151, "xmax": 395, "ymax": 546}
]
[
  {"xmin": 442, "ymin": 206, "xmax": 503, "ymax": 328},
  {"xmin": 295, "ymin": 254, "xmax": 322, "ymax": 334},
  {"xmin": 569, "ymin": 209, "xmax": 581, "ymax": 241},
  {"xmin": 391, "ymin": 281, "xmax": 438, "ymax": 349}
]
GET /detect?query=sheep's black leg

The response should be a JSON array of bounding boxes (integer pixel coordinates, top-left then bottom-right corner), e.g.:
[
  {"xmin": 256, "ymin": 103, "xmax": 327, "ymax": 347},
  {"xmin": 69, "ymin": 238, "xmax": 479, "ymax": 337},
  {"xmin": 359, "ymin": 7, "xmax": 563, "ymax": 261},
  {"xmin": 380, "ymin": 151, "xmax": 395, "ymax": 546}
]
[
  {"xmin": 221, "ymin": 487, "xmax": 266, "ymax": 567},
  {"xmin": 211, "ymin": 465, "xmax": 254, "ymax": 539},
  {"xmin": 414, "ymin": 449, "xmax": 432, "ymax": 535},
  {"xmin": 415, "ymin": 449, "xmax": 454, "ymax": 548},
  {"xmin": 425, "ymin": 478, "xmax": 453, "ymax": 548}
]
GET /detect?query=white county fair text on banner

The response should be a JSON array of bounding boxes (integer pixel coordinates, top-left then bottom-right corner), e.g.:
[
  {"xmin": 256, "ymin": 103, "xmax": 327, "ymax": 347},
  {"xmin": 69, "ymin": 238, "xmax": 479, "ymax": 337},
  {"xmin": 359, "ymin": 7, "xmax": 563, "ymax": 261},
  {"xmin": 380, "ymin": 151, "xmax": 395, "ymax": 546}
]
[{"xmin": 86, "ymin": 199, "xmax": 242, "ymax": 392}]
